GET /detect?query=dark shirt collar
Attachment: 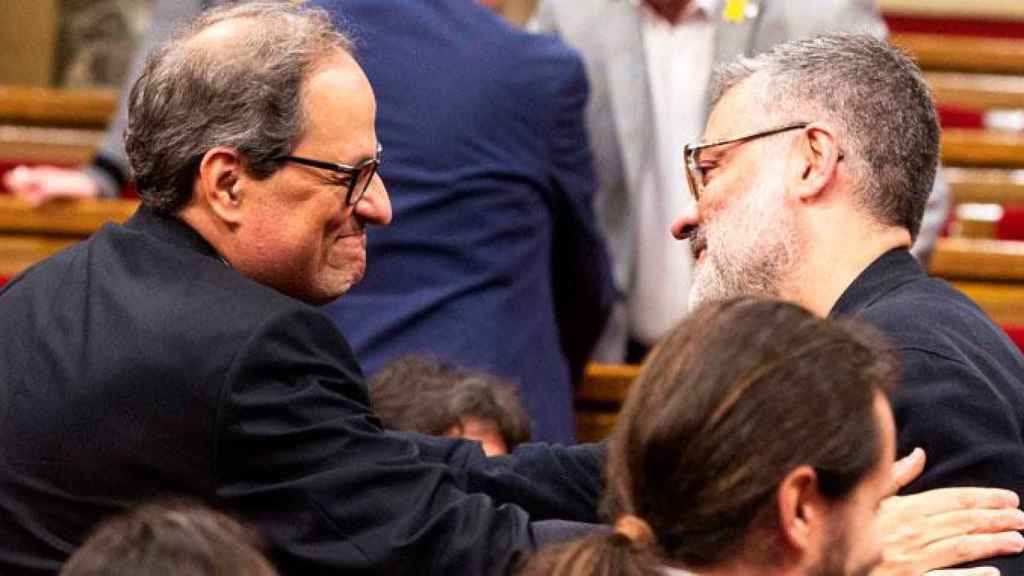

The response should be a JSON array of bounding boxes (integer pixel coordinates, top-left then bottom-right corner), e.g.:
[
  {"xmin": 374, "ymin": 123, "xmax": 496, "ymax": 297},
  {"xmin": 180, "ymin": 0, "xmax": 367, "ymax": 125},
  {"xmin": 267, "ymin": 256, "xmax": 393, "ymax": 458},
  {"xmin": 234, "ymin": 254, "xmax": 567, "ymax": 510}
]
[
  {"xmin": 828, "ymin": 248, "xmax": 924, "ymax": 318},
  {"xmin": 124, "ymin": 203, "xmax": 222, "ymax": 261}
]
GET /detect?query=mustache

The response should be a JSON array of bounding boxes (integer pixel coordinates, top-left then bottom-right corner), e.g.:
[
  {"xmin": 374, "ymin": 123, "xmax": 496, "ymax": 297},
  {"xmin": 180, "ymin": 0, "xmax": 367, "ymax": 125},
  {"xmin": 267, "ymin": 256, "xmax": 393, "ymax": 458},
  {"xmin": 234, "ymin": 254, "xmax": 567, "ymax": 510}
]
[{"xmin": 689, "ymin": 226, "xmax": 707, "ymax": 260}]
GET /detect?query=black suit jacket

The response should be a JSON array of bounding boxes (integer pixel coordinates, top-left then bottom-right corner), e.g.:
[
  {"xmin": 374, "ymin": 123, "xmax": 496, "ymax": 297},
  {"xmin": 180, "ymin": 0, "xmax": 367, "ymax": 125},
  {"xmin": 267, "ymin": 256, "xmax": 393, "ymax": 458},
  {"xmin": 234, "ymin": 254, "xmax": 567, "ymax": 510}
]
[
  {"xmin": 0, "ymin": 206, "xmax": 603, "ymax": 575},
  {"xmin": 831, "ymin": 249, "xmax": 1024, "ymax": 572}
]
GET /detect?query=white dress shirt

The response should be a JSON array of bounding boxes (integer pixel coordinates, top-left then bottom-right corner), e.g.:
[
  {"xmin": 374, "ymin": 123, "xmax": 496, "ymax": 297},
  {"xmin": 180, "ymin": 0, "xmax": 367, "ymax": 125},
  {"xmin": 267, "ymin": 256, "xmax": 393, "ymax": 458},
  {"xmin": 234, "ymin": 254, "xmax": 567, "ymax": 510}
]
[{"xmin": 628, "ymin": 0, "xmax": 719, "ymax": 345}]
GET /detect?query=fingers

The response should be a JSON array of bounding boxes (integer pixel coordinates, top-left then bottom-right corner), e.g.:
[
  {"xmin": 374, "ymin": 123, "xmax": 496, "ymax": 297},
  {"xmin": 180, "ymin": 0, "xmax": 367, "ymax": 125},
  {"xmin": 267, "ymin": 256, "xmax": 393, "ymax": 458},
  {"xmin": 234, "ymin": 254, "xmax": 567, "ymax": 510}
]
[
  {"xmin": 917, "ymin": 509, "xmax": 1024, "ymax": 547},
  {"xmin": 918, "ymin": 532, "xmax": 1024, "ymax": 573},
  {"xmin": 889, "ymin": 488, "xmax": 1021, "ymax": 517},
  {"xmin": 926, "ymin": 568, "xmax": 1000, "ymax": 576},
  {"xmin": 891, "ymin": 447, "xmax": 927, "ymax": 493}
]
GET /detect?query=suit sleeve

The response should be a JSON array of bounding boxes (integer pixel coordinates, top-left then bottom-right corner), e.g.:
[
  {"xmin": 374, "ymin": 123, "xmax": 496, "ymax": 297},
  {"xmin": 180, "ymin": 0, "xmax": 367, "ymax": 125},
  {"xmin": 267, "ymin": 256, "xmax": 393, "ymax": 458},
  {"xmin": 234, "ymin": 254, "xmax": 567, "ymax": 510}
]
[
  {"xmin": 546, "ymin": 48, "xmax": 616, "ymax": 382},
  {"xmin": 213, "ymin": 307, "xmax": 599, "ymax": 574},
  {"xmin": 895, "ymin": 348, "xmax": 1024, "ymax": 572},
  {"xmin": 401, "ymin": 431, "xmax": 605, "ymax": 523}
]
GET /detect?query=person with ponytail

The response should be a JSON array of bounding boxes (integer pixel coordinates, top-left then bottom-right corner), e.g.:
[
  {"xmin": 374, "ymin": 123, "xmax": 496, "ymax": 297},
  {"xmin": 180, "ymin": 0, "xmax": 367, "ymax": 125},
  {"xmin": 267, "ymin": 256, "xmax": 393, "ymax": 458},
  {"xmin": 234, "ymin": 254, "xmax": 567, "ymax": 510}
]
[{"xmin": 522, "ymin": 297, "xmax": 898, "ymax": 576}]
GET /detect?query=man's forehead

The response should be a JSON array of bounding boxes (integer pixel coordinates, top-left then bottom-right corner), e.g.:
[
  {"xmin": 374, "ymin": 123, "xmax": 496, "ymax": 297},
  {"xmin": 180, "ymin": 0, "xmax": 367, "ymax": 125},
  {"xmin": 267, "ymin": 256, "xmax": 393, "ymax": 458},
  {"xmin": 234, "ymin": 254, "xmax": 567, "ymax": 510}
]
[
  {"xmin": 299, "ymin": 53, "xmax": 378, "ymax": 160},
  {"xmin": 704, "ymin": 78, "xmax": 763, "ymax": 141}
]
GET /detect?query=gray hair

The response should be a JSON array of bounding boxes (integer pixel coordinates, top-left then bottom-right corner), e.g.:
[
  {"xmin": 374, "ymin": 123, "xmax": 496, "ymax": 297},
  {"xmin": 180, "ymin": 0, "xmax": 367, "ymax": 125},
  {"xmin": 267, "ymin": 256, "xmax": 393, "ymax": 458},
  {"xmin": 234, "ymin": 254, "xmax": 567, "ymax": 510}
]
[
  {"xmin": 124, "ymin": 2, "xmax": 353, "ymax": 213},
  {"xmin": 709, "ymin": 34, "xmax": 939, "ymax": 239}
]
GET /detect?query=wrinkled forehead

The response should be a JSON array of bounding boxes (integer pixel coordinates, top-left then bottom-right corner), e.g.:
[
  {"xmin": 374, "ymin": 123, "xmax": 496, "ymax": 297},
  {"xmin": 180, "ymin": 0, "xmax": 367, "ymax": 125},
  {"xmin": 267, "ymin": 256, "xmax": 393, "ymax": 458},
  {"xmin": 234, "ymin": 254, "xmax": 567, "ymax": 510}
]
[{"xmin": 703, "ymin": 76, "xmax": 771, "ymax": 142}]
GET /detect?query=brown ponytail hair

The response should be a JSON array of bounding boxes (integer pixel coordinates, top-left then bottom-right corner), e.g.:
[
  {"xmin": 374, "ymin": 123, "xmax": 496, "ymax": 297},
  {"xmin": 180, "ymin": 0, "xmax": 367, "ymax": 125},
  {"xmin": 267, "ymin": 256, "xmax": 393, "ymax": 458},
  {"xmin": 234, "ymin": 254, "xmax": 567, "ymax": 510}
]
[{"xmin": 521, "ymin": 298, "xmax": 896, "ymax": 574}]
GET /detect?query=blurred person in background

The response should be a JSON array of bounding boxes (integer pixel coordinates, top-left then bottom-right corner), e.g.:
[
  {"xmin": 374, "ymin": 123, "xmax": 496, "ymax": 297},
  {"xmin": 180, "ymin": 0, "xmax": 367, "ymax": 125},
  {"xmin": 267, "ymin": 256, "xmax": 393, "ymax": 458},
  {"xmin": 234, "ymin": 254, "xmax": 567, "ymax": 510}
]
[{"xmin": 370, "ymin": 355, "xmax": 532, "ymax": 455}]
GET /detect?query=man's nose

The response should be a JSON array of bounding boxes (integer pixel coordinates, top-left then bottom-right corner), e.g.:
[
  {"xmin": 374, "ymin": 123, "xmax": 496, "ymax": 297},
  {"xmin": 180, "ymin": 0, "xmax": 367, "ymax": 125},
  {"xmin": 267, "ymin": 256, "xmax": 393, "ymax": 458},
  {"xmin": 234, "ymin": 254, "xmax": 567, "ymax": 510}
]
[
  {"xmin": 354, "ymin": 175, "xmax": 392, "ymax": 226},
  {"xmin": 671, "ymin": 201, "xmax": 699, "ymax": 240}
]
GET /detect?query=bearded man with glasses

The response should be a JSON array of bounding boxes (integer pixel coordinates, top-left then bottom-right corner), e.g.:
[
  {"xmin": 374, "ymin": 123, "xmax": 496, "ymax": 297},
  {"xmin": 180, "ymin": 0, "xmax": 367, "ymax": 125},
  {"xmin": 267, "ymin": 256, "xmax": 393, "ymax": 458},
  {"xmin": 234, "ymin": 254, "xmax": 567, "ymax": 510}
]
[{"xmin": 672, "ymin": 33, "xmax": 1024, "ymax": 573}]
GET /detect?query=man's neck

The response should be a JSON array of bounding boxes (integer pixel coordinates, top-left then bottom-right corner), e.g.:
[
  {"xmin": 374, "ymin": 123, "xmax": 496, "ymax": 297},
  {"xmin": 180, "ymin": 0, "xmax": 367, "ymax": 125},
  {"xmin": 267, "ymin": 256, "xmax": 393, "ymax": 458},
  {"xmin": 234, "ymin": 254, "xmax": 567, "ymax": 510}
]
[
  {"xmin": 784, "ymin": 216, "xmax": 911, "ymax": 317},
  {"xmin": 177, "ymin": 200, "xmax": 235, "ymax": 265},
  {"xmin": 643, "ymin": 0, "xmax": 694, "ymax": 25}
]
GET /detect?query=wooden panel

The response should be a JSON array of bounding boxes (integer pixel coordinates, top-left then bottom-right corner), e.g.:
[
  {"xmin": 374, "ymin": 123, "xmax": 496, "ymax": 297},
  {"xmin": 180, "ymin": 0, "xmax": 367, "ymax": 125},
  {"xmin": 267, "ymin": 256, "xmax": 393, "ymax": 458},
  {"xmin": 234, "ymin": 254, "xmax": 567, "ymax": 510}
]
[
  {"xmin": 926, "ymin": 72, "xmax": 1024, "ymax": 110},
  {"xmin": 892, "ymin": 33, "xmax": 1024, "ymax": 75},
  {"xmin": 576, "ymin": 363, "xmax": 640, "ymax": 443},
  {"xmin": 0, "ymin": 87, "xmax": 117, "ymax": 129},
  {"xmin": 952, "ymin": 281, "xmax": 1024, "ymax": 325},
  {"xmin": 577, "ymin": 363, "xmax": 640, "ymax": 404},
  {"xmin": 0, "ymin": 196, "xmax": 137, "ymax": 237},
  {"xmin": 880, "ymin": 0, "xmax": 1024, "ymax": 19},
  {"xmin": 576, "ymin": 411, "xmax": 620, "ymax": 444},
  {"xmin": 0, "ymin": 2, "xmax": 59, "ymax": 86},
  {"xmin": 942, "ymin": 129, "xmax": 1024, "ymax": 168},
  {"xmin": 930, "ymin": 237, "xmax": 1024, "ymax": 281},
  {"xmin": 0, "ymin": 125, "xmax": 102, "ymax": 165},
  {"xmin": 946, "ymin": 167, "xmax": 1024, "ymax": 205},
  {"xmin": 881, "ymin": 0, "xmax": 1024, "ymax": 20},
  {"xmin": 0, "ymin": 235, "xmax": 77, "ymax": 278}
]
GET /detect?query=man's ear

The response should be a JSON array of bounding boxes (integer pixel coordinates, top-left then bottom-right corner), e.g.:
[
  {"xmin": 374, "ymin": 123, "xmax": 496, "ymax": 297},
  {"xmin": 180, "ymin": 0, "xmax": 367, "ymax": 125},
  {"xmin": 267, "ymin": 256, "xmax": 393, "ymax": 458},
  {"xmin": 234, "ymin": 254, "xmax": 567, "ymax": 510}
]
[
  {"xmin": 197, "ymin": 147, "xmax": 246, "ymax": 225},
  {"xmin": 794, "ymin": 124, "xmax": 842, "ymax": 202},
  {"xmin": 776, "ymin": 465, "xmax": 830, "ymax": 555}
]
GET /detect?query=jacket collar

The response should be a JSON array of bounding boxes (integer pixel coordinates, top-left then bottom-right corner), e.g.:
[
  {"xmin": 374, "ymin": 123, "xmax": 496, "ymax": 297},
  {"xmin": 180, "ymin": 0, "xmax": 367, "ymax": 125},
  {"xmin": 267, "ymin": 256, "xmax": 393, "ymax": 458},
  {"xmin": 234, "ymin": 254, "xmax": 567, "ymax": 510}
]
[
  {"xmin": 829, "ymin": 248, "xmax": 924, "ymax": 318},
  {"xmin": 125, "ymin": 203, "xmax": 223, "ymax": 262}
]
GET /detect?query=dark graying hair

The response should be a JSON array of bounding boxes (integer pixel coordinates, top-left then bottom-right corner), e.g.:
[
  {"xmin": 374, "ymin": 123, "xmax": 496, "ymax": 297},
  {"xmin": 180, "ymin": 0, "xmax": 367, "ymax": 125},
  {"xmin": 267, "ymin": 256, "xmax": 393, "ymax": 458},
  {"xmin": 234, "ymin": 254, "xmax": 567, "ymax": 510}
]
[
  {"xmin": 370, "ymin": 355, "xmax": 533, "ymax": 450},
  {"xmin": 709, "ymin": 34, "xmax": 939, "ymax": 239},
  {"xmin": 60, "ymin": 499, "xmax": 277, "ymax": 576},
  {"xmin": 125, "ymin": 2, "xmax": 353, "ymax": 213}
]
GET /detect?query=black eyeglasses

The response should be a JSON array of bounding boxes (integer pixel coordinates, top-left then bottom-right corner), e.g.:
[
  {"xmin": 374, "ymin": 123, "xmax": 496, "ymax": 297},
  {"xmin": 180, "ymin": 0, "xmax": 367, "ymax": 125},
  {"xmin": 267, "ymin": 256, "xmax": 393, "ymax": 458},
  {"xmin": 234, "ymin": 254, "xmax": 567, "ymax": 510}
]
[
  {"xmin": 278, "ymin": 143, "xmax": 382, "ymax": 206},
  {"xmin": 683, "ymin": 122, "xmax": 809, "ymax": 201}
]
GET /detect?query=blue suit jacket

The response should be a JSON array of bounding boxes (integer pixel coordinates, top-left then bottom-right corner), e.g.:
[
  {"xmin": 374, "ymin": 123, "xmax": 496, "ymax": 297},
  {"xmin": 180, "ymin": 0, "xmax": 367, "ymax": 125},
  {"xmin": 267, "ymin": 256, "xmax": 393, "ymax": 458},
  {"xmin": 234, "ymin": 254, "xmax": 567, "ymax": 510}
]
[{"xmin": 316, "ymin": 0, "xmax": 614, "ymax": 443}]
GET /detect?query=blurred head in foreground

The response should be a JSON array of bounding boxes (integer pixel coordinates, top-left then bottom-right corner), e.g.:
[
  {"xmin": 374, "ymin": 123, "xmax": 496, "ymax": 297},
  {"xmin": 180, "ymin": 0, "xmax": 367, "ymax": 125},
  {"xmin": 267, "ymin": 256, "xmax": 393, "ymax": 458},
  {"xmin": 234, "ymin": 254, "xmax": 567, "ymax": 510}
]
[
  {"xmin": 371, "ymin": 355, "xmax": 532, "ymax": 455},
  {"xmin": 60, "ymin": 500, "xmax": 277, "ymax": 576},
  {"xmin": 522, "ymin": 297, "xmax": 898, "ymax": 576}
]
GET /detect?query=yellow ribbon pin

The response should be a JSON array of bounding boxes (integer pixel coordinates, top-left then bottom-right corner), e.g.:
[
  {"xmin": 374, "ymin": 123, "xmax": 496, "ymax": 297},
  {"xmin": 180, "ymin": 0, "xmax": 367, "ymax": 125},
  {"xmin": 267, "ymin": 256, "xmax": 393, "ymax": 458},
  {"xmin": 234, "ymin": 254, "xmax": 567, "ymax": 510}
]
[{"xmin": 723, "ymin": 0, "xmax": 749, "ymax": 23}]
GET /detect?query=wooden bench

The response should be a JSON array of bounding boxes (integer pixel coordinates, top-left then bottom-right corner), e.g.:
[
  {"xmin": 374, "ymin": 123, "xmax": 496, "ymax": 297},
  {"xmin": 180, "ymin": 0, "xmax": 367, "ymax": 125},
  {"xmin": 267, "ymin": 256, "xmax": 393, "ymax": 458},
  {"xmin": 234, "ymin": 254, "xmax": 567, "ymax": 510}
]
[
  {"xmin": 0, "ymin": 86, "xmax": 116, "ymax": 129},
  {"xmin": 930, "ymin": 237, "xmax": 1024, "ymax": 281},
  {"xmin": 0, "ymin": 235, "xmax": 77, "ymax": 281},
  {"xmin": 926, "ymin": 71, "xmax": 1024, "ymax": 111},
  {"xmin": 0, "ymin": 87, "xmax": 111, "ymax": 166},
  {"xmin": 576, "ymin": 363, "xmax": 640, "ymax": 443},
  {"xmin": 946, "ymin": 167, "xmax": 1024, "ymax": 205},
  {"xmin": 942, "ymin": 129, "xmax": 1024, "ymax": 168},
  {"xmin": 0, "ymin": 195, "xmax": 137, "ymax": 237},
  {"xmin": 892, "ymin": 33, "xmax": 1024, "ymax": 75},
  {"xmin": 0, "ymin": 196, "xmax": 138, "ymax": 283}
]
